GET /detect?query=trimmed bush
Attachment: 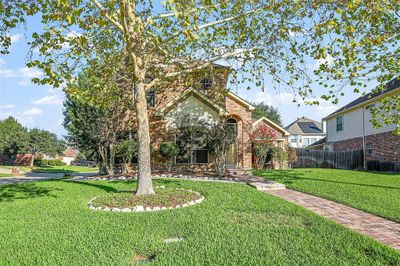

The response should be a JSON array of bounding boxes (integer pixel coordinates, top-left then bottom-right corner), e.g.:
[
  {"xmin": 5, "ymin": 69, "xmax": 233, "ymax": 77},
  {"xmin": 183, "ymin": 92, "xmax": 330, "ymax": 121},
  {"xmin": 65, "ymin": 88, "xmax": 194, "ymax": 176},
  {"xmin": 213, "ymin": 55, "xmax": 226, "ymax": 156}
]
[{"xmin": 34, "ymin": 159, "xmax": 67, "ymax": 166}]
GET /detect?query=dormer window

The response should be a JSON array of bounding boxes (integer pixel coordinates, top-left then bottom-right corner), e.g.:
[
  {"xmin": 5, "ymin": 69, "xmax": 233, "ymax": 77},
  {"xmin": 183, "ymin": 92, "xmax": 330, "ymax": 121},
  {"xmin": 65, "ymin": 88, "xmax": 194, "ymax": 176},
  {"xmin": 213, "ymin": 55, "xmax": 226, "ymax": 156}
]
[{"xmin": 199, "ymin": 78, "xmax": 213, "ymax": 92}]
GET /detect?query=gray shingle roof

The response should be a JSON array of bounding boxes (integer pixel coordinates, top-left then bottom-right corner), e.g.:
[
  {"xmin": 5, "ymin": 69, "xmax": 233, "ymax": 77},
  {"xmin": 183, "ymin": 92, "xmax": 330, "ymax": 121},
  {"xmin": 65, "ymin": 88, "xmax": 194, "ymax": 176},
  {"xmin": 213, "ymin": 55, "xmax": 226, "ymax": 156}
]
[
  {"xmin": 326, "ymin": 77, "xmax": 400, "ymax": 118},
  {"xmin": 285, "ymin": 117, "xmax": 324, "ymax": 135}
]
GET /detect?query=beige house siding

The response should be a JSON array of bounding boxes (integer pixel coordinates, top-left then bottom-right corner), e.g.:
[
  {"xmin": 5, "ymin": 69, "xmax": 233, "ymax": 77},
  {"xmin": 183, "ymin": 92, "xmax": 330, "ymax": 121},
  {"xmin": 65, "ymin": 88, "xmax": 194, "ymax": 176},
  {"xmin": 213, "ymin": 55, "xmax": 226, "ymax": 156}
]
[
  {"xmin": 164, "ymin": 95, "xmax": 220, "ymax": 129},
  {"xmin": 326, "ymin": 104, "xmax": 397, "ymax": 143}
]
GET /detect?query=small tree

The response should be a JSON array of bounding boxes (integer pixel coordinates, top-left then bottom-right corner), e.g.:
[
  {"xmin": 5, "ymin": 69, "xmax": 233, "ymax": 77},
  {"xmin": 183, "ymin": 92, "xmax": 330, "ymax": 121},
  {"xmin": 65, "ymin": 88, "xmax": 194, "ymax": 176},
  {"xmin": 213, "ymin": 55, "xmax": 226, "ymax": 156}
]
[
  {"xmin": 253, "ymin": 143, "xmax": 272, "ymax": 170},
  {"xmin": 206, "ymin": 122, "xmax": 237, "ymax": 176},
  {"xmin": 115, "ymin": 140, "xmax": 138, "ymax": 173},
  {"xmin": 159, "ymin": 142, "xmax": 179, "ymax": 172},
  {"xmin": 249, "ymin": 123, "xmax": 277, "ymax": 169},
  {"xmin": 27, "ymin": 129, "xmax": 66, "ymax": 166},
  {"xmin": 271, "ymin": 147, "xmax": 288, "ymax": 169}
]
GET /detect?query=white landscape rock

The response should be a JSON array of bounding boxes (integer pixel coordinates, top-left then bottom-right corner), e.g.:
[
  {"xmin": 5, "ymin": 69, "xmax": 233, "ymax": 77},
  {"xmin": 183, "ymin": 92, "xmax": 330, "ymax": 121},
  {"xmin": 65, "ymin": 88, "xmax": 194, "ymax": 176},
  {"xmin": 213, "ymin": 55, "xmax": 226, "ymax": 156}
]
[
  {"xmin": 153, "ymin": 207, "xmax": 161, "ymax": 211},
  {"xmin": 103, "ymin": 207, "xmax": 111, "ymax": 211},
  {"xmin": 135, "ymin": 206, "xmax": 145, "ymax": 212},
  {"xmin": 121, "ymin": 208, "xmax": 131, "ymax": 212}
]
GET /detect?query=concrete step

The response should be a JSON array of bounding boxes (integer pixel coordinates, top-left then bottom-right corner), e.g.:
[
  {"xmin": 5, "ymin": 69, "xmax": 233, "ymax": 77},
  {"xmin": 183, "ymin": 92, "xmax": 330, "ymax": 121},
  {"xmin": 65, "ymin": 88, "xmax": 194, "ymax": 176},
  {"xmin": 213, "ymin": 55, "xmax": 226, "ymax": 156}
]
[{"xmin": 248, "ymin": 181, "xmax": 286, "ymax": 190}]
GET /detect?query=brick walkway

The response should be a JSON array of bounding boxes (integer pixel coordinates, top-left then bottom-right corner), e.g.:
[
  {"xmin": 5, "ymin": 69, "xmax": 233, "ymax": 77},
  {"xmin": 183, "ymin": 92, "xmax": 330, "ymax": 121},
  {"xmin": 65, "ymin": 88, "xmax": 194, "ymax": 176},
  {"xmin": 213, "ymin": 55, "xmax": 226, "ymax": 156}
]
[{"xmin": 264, "ymin": 189, "xmax": 400, "ymax": 251}]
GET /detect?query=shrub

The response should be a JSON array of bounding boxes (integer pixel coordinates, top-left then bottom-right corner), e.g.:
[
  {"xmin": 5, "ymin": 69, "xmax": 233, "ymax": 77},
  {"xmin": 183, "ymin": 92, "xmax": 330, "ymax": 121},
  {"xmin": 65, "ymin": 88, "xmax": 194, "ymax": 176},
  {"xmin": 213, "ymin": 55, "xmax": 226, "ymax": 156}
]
[
  {"xmin": 159, "ymin": 142, "xmax": 179, "ymax": 172},
  {"xmin": 34, "ymin": 159, "xmax": 66, "ymax": 166},
  {"xmin": 270, "ymin": 147, "xmax": 288, "ymax": 169},
  {"xmin": 253, "ymin": 143, "xmax": 272, "ymax": 169}
]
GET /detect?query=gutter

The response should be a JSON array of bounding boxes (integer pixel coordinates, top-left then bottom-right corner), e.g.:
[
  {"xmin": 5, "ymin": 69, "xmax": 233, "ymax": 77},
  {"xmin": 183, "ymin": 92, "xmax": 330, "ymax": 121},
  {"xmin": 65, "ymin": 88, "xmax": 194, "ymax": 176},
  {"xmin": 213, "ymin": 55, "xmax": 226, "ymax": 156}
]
[{"xmin": 322, "ymin": 87, "xmax": 400, "ymax": 121}]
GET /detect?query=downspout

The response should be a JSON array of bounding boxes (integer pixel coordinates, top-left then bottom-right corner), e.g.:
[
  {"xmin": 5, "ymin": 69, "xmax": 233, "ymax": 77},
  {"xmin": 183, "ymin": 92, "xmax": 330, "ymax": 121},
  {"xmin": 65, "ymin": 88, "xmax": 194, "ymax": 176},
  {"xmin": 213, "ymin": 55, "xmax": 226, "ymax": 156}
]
[{"xmin": 362, "ymin": 106, "xmax": 366, "ymax": 170}]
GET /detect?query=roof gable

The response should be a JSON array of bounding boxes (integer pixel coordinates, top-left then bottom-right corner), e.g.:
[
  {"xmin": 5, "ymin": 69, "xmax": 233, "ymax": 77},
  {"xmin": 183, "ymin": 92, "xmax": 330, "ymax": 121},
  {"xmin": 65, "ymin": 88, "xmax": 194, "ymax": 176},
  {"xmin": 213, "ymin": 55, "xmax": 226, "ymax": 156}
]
[
  {"xmin": 156, "ymin": 88, "xmax": 227, "ymax": 117},
  {"xmin": 253, "ymin": 116, "xmax": 290, "ymax": 136},
  {"xmin": 227, "ymin": 92, "xmax": 255, "ymax": 111},
  {"xmin": 285, "ymin": 117, "xmax": 324, "ymax": 135}
]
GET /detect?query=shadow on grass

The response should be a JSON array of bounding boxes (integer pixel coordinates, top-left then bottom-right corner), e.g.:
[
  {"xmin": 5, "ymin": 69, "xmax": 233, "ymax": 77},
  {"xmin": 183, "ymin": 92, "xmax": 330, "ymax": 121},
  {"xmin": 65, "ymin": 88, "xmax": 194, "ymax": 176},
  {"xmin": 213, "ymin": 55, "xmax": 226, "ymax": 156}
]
[
  {"xmin": 32, "ymin": 168, "xmax": 75, "ymax": 174},
  {"xmin": 0, "ymin": 183, "xmax": 62, "ymax": 202},
  {"xmin": 64, "ymin": 180, "xmax": 120, "ymax": 193},
  {"xmin": 254, "ymin": 169, "xmax": 400, "ymax": 190},
  {"xmin": 64, "ymin": 179, "xmax": 186, "ymax": 194}
]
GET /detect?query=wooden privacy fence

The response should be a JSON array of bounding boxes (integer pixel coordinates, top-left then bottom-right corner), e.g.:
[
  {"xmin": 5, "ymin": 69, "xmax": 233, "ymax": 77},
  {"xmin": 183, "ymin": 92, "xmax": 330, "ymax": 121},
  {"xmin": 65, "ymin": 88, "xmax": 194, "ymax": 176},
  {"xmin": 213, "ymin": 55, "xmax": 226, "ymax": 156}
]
[{"xmin": 294, "ymin": 148, "xmax": 364, "ymax": 170}]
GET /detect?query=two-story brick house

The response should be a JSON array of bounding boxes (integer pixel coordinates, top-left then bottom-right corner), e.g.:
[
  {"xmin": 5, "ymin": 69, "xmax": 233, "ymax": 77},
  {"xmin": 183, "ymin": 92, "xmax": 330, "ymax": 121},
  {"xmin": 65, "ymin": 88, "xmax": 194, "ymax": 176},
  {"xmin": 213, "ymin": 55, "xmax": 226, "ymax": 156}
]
[
  {"xmin": 321, "ymin": 77, "xmax": 400, "ymax": 171},
  {"xmin": 125, "ymin": 65, "xmax": 289, "ymax": 172}
]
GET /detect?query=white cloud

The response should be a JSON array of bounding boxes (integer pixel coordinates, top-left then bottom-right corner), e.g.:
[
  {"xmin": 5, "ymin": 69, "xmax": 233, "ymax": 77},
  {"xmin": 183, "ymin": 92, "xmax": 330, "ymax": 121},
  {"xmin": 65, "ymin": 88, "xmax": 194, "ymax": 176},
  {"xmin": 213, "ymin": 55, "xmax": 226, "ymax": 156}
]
[
  {"xmin": 0, "ymin": 61, "xmax": 43, "ymax": 86},
  {"xmin": 250, "ymin": 90, "xmax": 302, "ymax": 107},
  {"xmin": 21, "ymin": 107, "xmax": 43, "ymax": 116},
  {"xmin": 315, "ymin": 54, "xmax": 334, "ymax": 69},
  {"xmin": 289, "ymin": 30, "xmax": 304, "ymax": 38},
  {"xmin": 10, "ymin": 34, "xmax": 22, "ymax": 44},
  {"xmin": 32, "ymin": 95, "xmax": 63, "ymax": 106},
  {"xmin": 0, "ymin": 107, "xmax": 44, "ymax": 126},
  {"xmin": 0, "ymin": 104, "xmax": 16, "ymax": 109},
  {"xmin": 315, "ymin": 101, "xmax": 338, "ymax": 117}
]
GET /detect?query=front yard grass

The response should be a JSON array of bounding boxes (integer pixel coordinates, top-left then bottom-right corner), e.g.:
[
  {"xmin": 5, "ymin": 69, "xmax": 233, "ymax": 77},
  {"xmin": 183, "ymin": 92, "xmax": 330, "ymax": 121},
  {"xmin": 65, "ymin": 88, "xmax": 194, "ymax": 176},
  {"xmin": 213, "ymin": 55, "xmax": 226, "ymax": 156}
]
[
  {"xmin": 0, "ymin": 174, "xmax": 12, "ymax": 178},
  {"xmin": 253, "ymin": 168, "xmax": 400, "ymax": 222},
  {"xmin": 0, "ymin": 165, "xmax": 98, "ymax": 174},
  {"xmin": 32, "ymin": 165, "xmax": 98, "ymax": 173},
  {"xmin": 0, "ymin": 179, "xmax": 398, "ymax": 265}
]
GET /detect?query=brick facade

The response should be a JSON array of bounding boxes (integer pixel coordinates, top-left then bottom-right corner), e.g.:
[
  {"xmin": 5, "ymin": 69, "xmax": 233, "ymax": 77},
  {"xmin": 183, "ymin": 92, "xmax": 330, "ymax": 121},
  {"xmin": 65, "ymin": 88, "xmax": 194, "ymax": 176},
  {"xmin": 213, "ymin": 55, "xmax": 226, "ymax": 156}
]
[
  {"xmin": 225, "ymin": 96, "xmax": 253, "ymax": 169},
  {"xmin": 332, "ymin": 131, "xmax": 400, "ymax": 163},
  {"xmin": 124, "ymin": 68, "xmax": 288, "ymax": 172}
]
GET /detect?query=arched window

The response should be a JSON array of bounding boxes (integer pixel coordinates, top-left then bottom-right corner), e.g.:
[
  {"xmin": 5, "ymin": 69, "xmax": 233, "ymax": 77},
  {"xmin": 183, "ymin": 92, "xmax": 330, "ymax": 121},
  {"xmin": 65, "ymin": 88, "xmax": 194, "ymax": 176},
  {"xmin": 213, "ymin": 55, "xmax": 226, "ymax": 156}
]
[
  {"xmin": 226, "ymin": 118, "xmax": 238, "ymax": 135},
  {"xmin": 199, "ymin": 78, "xmax": 213, "ymax": 91}
]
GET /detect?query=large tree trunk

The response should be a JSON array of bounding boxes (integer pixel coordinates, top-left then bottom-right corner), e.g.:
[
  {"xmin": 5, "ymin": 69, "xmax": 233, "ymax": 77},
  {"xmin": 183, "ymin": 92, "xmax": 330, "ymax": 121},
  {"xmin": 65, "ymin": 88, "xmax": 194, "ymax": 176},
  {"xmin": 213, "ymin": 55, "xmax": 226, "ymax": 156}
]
[{"xmin": 134, "ymin": 81, "xmax": 154, "ymax": 195}]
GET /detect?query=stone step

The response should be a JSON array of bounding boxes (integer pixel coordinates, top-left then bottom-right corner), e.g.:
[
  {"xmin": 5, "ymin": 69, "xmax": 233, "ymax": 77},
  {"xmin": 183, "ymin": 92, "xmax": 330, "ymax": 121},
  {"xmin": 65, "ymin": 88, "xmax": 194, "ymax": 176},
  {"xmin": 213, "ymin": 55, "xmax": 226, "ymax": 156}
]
[{"xmin": 248, "ymin": 181, "xmax": 286, "ymax": 190}]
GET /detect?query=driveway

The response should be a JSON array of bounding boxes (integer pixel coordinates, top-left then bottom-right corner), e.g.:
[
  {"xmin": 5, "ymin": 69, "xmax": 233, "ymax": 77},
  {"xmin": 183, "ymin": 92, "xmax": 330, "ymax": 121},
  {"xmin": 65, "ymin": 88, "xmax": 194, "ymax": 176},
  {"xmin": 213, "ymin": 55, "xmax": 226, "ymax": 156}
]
[{"xmin": 0, "ymin": 172, "xmax": 97, "ymax": 185}]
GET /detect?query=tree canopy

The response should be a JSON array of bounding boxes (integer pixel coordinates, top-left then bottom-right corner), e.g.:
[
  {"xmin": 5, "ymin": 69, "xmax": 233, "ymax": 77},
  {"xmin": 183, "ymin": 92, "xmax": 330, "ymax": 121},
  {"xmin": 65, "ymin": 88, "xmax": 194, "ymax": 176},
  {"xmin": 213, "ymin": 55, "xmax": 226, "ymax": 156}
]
[
  {"xmin": 0, "ymin": 117, "xmax": 65, "ymax": 161},
  {"xmin": 0, "ymin": 117, "xmax": 29, "ymax": 155},
  {"xmin": 251, "ymin": 102, "xmax": 283, "ymax": 126},
  {"xmin": 1, "ymin": 0, "xmax": 399, "ymax": 193}
]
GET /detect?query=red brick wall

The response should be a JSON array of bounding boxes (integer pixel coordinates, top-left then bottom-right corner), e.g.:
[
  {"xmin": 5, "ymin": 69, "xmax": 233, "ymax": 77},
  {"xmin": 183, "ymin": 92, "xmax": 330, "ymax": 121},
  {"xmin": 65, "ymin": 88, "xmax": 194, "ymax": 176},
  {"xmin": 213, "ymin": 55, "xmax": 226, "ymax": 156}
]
[
  {"xmin": 365, "ymin": 132, "xmax": 400, "ymax": 163},
  {"xmin": 333, "ymin": 131, "xmax": 400, "ymax": 163},
  {"xmin": 333, "ymin": 137, "xmax": 364, "ymax": 152}
]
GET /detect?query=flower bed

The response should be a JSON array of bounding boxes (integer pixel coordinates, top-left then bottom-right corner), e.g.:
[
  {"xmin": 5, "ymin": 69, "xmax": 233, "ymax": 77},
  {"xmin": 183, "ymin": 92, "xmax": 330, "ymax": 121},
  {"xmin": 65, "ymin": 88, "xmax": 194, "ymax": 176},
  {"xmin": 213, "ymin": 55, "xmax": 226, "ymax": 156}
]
[{"xmin": 88, "ymin": 187, "xmax": 204, "ymax": 212}]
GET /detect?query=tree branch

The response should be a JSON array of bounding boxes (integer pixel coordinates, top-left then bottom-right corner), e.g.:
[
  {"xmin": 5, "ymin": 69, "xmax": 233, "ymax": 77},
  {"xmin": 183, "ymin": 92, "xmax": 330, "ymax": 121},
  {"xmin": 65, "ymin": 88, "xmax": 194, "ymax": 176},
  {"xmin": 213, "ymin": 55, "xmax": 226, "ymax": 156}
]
[{"xmin": 90, "ymin": 0, "xmax": 124, "ymax": 31}]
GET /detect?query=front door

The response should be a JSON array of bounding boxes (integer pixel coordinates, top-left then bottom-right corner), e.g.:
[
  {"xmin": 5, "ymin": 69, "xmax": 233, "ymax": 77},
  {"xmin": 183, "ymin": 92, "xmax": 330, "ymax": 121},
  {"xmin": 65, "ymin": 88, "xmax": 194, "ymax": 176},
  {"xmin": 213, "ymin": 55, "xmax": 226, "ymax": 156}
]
[{"xmin": 226, "ymin": 142, "xmax": 237, "ymax": 167}]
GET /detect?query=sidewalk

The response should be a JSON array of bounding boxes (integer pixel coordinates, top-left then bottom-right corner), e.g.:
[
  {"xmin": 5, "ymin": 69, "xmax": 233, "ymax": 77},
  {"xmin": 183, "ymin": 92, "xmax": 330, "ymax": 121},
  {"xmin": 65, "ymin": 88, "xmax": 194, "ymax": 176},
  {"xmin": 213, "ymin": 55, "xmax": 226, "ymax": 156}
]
[{"xmin": 265, "ymin": 188, "xmax": 400, "ymax": 251}]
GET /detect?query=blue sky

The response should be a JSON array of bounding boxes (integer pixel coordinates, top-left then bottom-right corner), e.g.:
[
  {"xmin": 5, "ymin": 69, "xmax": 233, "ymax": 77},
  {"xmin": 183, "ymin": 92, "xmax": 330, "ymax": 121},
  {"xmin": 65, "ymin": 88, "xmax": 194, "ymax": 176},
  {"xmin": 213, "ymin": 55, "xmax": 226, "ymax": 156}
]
[{"xmin": 0, "ymin": 16, "xmax": 374, "ymax": 138}]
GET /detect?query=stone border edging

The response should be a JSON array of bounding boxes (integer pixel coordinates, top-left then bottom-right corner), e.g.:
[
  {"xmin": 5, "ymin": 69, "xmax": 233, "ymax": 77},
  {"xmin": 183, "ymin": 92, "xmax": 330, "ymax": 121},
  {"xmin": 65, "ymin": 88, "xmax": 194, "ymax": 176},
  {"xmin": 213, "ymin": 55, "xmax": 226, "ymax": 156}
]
[
  {"xmin": 76, "ymin": 173, "xmax": 240, "ymax": 183},
  {"xmin": 87, "ymin": 187, "xmax": 205, "ymax": 213}
]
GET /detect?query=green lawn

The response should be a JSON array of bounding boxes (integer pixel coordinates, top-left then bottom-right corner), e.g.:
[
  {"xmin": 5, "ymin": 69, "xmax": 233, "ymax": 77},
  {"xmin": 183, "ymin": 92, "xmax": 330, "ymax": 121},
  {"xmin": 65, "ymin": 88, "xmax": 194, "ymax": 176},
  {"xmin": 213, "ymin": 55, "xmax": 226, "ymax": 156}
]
[
  {"xmin": 0, "ymin": 165, "xmax": 98, "ymax": 174},
  {"xmin": 253, "ymin": 168, "xmax": 400, "ymax": 222},
  {"xmin": 32, "ymin": 165, "xmax": 98, "ymax": 173},
  {"xmin": 0, "ymin": 179, "xmax": 398, "ymax": 265},
  {"xmin": 0, "ymin": 174, "xmax": 12, "ymax": 178}
]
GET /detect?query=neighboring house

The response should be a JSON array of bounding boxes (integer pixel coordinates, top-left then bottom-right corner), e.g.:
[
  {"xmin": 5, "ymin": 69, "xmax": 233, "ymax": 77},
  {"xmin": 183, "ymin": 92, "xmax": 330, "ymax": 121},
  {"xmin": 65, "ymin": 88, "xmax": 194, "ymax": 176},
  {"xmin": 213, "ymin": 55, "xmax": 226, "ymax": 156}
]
[
  {"xmin": 322, "ymin": 77, "xmax": 400, "ymax": 171},
  {"xmin": 285, "ymin": 117, "xmax": 325, "ymax": 148},
  {"xmin": 126, "ymin": 64, "xmax": 289, "ymax": 171},
  {"xmin": 60, "ymin": 148, "xmax": 77, "ymax": 165}
]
